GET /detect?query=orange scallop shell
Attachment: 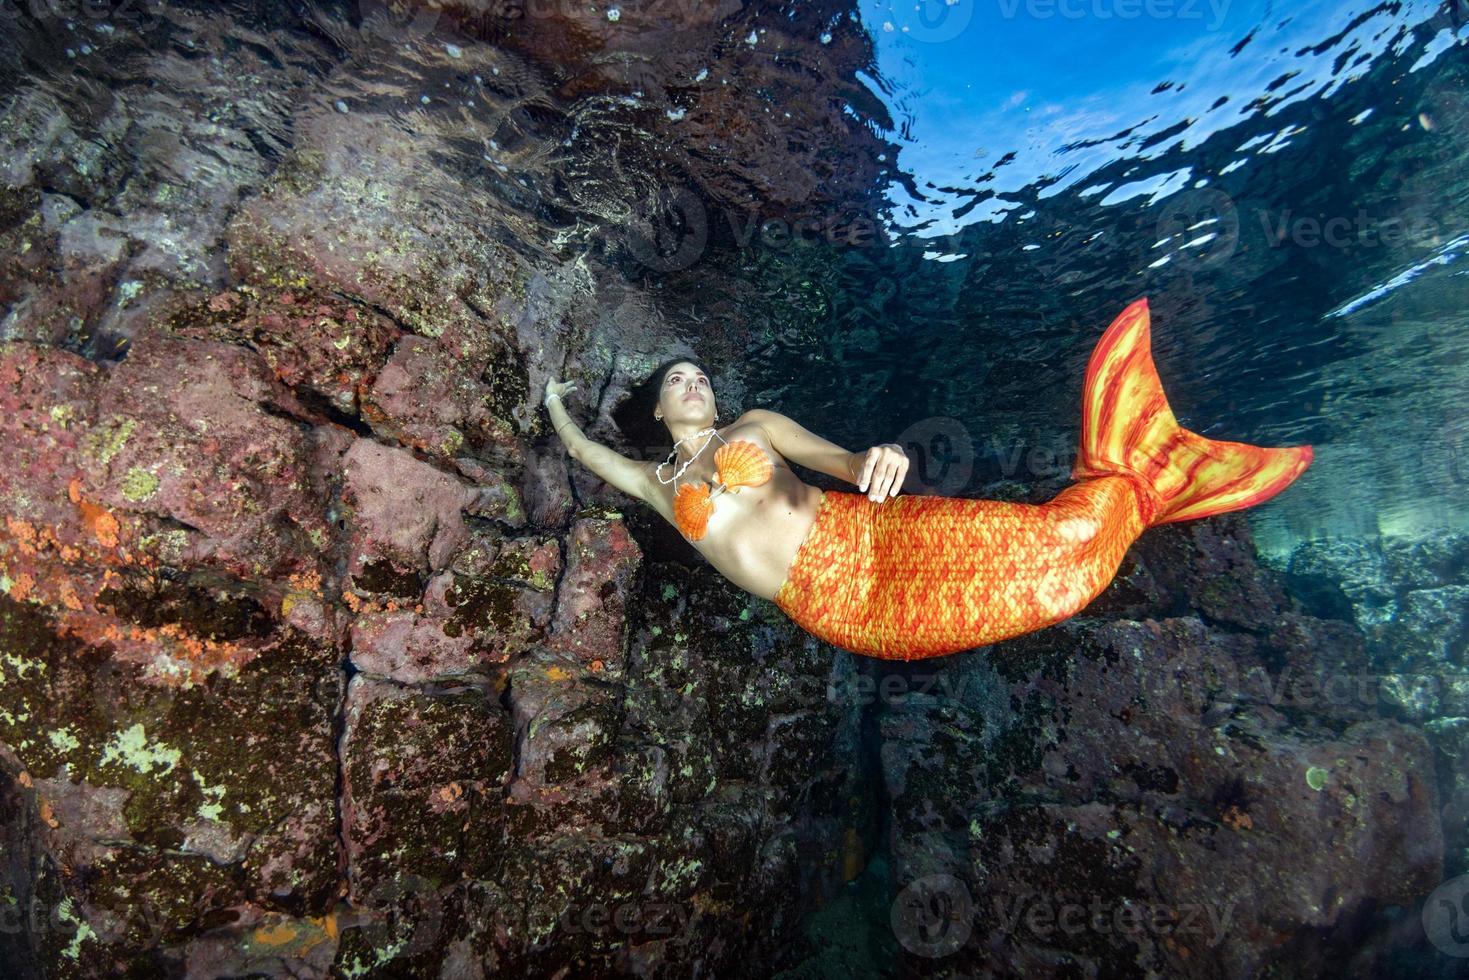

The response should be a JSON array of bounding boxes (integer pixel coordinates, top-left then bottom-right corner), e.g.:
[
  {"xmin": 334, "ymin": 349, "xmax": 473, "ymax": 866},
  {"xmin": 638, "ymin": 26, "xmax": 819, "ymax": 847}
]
[
  {"xmin": 674, "ymin": 481, "xmax": 713, "ymax": 540},
  {"xmin": 715, "ymin": 440, "xmax": 773, "ymax": 489}
]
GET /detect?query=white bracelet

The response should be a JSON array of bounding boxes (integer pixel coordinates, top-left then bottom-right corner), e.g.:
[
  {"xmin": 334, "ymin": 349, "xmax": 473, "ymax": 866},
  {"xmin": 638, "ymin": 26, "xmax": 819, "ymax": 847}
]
[{"xmin": 545, "ymin": 392, "xmax": 561, "ymax": 403}]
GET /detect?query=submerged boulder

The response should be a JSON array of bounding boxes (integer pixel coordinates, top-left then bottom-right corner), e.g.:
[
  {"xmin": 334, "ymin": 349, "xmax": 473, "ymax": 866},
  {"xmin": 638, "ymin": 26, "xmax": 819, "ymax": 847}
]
[{"xmin": 870, "ymin": 516, "xmax": 1454, "ymax": 977}]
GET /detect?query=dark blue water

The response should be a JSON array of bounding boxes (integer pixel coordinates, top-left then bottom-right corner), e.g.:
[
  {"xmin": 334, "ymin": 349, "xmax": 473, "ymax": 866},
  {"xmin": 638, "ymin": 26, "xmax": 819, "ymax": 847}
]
[
  {"xmin": 740, "ymin": 3, "xmax": 1469, "ymax": 975},
  {"xmin": 738, "ymin": 0, "xmax": 1469, "ymax": 559}
]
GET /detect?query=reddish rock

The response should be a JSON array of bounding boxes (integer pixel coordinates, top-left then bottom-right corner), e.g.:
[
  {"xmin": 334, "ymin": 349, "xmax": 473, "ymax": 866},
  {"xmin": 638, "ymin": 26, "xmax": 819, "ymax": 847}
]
[
  {"xmin": 0, "ymin": 344, "xmax": 103, "ymax": 539},
  {"xmin": 338, "ymin": 675, "xmax": 513, "ymax": 913},
  {"xmin": 175, "ymin": 286, "xmax": 402, "ymax": 420},
  {"xmin": 77, "ymin": 329, "xmax": 332, "ymax": 582},
  {"xmin": 341, "ymin": 439, "xmax": 476, "ymax": 579},
  {"xmin": 362, "ymin": 335, "xmax": 519, "ymax": 463},
  {"xmin": 547, "ymin": 512, "xmax": 643, "ymax": 668}
]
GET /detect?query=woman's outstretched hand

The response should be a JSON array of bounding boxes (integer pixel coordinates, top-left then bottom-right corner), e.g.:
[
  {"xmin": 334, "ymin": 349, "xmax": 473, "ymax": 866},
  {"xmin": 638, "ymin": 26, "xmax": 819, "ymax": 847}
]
[
  {"xmin": 850, "ymin": 443, "xmax": 908, "ymax": 503},
  {"xmin": 544, "ymin": 378, "xmax": 578, "ymax": 406}
]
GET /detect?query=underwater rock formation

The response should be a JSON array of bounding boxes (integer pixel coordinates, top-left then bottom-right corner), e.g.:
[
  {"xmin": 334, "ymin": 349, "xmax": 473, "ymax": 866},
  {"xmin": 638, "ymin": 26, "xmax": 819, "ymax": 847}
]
[
  {"xmin": 0, "ymin": 2, "xmax": 883, "ymax": 975},
  {"xmin": 872, "ymin": 512, "xmax": 1456, "ymax": 976},
  {"xmin": 0, "ymin": 2, "xmax": 1460, "ymax": 978}
]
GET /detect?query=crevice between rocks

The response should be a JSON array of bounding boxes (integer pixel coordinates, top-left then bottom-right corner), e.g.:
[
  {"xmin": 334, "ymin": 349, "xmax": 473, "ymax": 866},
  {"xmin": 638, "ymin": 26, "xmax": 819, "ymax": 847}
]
[{"xmin": 330, "ymin": 609, "xmax": 356, "ymax": 910}]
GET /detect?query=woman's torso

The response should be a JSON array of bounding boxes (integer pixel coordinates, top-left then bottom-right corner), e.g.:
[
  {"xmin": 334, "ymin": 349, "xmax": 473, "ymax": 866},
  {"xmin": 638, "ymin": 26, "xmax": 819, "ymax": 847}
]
[{"xmin": 646, "ymin": 417, "xmax": 826, "ymax": 601}]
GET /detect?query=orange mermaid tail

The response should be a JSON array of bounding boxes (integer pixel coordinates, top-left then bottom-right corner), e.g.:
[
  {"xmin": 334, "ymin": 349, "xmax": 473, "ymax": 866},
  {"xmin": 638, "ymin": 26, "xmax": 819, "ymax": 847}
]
[{"xmin": 771, "ymin": 297, "xmax": 1314, "ymax": 660}]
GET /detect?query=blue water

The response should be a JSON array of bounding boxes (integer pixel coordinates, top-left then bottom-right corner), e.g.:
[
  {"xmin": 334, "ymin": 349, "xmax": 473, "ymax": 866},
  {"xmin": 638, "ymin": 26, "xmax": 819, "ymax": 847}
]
[
  {"xmin": 750, "ymin": 4, "xmax": 1469, "ymax": 974},
  {"xmin": 743, "ymin": 0, "xmax": 1469, "ymax": 557}
]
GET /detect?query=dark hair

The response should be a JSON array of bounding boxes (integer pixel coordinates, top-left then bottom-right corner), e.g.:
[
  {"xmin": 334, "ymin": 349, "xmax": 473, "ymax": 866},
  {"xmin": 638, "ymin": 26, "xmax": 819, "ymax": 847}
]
[{"xmin": 612, "ymin": 356, "xmax": 714, "ymax": 457}]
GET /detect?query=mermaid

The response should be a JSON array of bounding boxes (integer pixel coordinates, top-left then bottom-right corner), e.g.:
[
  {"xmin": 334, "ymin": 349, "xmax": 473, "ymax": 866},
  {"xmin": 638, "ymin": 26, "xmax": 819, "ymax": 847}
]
[{"xmin": 543, "ymin": 298, "xmax": 1314, "ymax": 660}]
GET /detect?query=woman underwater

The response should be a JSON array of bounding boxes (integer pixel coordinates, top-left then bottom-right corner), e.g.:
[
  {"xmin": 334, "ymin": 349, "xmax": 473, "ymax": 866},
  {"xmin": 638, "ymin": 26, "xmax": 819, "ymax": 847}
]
[{"xmin": 543, "ymin": 298, "xmax": 1314, "ymax": 660}]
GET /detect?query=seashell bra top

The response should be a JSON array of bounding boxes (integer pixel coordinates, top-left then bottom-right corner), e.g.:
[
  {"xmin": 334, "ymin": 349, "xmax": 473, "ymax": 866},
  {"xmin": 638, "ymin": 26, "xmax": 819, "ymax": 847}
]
[{"xmin": 669, "ymin": 432, "xmax": 774, "ymax": 541}]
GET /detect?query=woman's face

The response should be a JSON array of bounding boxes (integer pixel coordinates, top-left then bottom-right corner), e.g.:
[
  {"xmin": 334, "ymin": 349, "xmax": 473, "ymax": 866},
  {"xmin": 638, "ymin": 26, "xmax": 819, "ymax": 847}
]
[{"xmin": 657, "ymin": 361, "xmax": 716, "ymax": 428}]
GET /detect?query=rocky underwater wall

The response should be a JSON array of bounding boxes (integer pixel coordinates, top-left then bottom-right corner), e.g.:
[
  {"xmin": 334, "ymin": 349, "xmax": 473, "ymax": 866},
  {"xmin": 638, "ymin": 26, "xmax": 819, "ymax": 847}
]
[
  {"xmin": 0, "ymin": 2, "xmax": 1463, "ymax": 978},
  {"xmin": 0, "ymin": 1, "xmax": 888, "ymax": 975}
]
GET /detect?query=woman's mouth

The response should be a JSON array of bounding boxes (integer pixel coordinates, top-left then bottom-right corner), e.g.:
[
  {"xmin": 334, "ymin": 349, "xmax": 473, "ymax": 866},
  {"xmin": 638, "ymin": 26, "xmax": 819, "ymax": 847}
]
[{"xmin": 684, "ymin": 393, "xmax": 703, "ymax": 402}]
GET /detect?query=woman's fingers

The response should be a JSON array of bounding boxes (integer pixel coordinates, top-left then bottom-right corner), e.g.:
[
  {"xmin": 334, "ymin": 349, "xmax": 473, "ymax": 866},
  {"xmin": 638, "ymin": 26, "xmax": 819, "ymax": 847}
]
[
  {"xmin": 545, "ymin": 379, "xmax": 578, "ymax": 402},
  {"xmin": 869, "ymin": 455, "xmax": 891, "ymax": 501},
  {"xmin": 867, "ymin": 445, "xmax": 908, "ymax": 502},
  {"xmin": 856, "ymin": 444, "xmax": 911, "ymax": 501},
  {"xmin": 869, "ymin": 461, "xmax": 887, "ymax": 501}
]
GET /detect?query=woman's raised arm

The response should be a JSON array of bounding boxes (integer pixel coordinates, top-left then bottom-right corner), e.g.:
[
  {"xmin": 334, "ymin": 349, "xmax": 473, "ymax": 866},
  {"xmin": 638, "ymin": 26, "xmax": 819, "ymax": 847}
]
[
  {"xmin": 545, "ymin": 378, "xmax": 655, "ymax": 503},
  {"xmin": 745, "ymin": 408, "xmax": 908, "ymax": 502}
]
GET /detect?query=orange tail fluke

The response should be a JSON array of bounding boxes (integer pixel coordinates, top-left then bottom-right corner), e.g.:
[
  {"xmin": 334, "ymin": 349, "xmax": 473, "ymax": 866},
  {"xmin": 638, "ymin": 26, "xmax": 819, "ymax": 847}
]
[{"xmin": 1072, "ymin": 297, "xmax": 1314, "ymax": 527}]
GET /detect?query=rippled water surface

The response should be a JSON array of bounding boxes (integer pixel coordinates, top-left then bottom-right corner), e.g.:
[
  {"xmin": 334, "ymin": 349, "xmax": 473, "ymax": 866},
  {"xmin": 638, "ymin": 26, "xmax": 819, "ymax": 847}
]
[
  {"xmin": 2, "ymin": 0, "xmax": 1467, "ymax": 976},
  {"xmin": 8, "ymin": 1, "xmax": 1463, "ymax": 558},
  {"xmin": 753, "ymin": 0, "xmax": 1469, "ymax": 556}
]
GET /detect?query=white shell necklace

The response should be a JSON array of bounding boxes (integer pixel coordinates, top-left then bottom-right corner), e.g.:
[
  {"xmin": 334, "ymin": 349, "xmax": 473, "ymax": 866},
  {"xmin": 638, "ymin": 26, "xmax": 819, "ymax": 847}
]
[{"xmin": 655, "ymin": 426, "xmax": 727, "ymax": 486}]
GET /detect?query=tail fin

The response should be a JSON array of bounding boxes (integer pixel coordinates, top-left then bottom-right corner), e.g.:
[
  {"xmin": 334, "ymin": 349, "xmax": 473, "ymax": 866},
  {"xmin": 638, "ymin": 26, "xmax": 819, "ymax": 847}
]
[{"xmin": 1072, "ymin": 297, "xmax": 1314, "ymax": 527}]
